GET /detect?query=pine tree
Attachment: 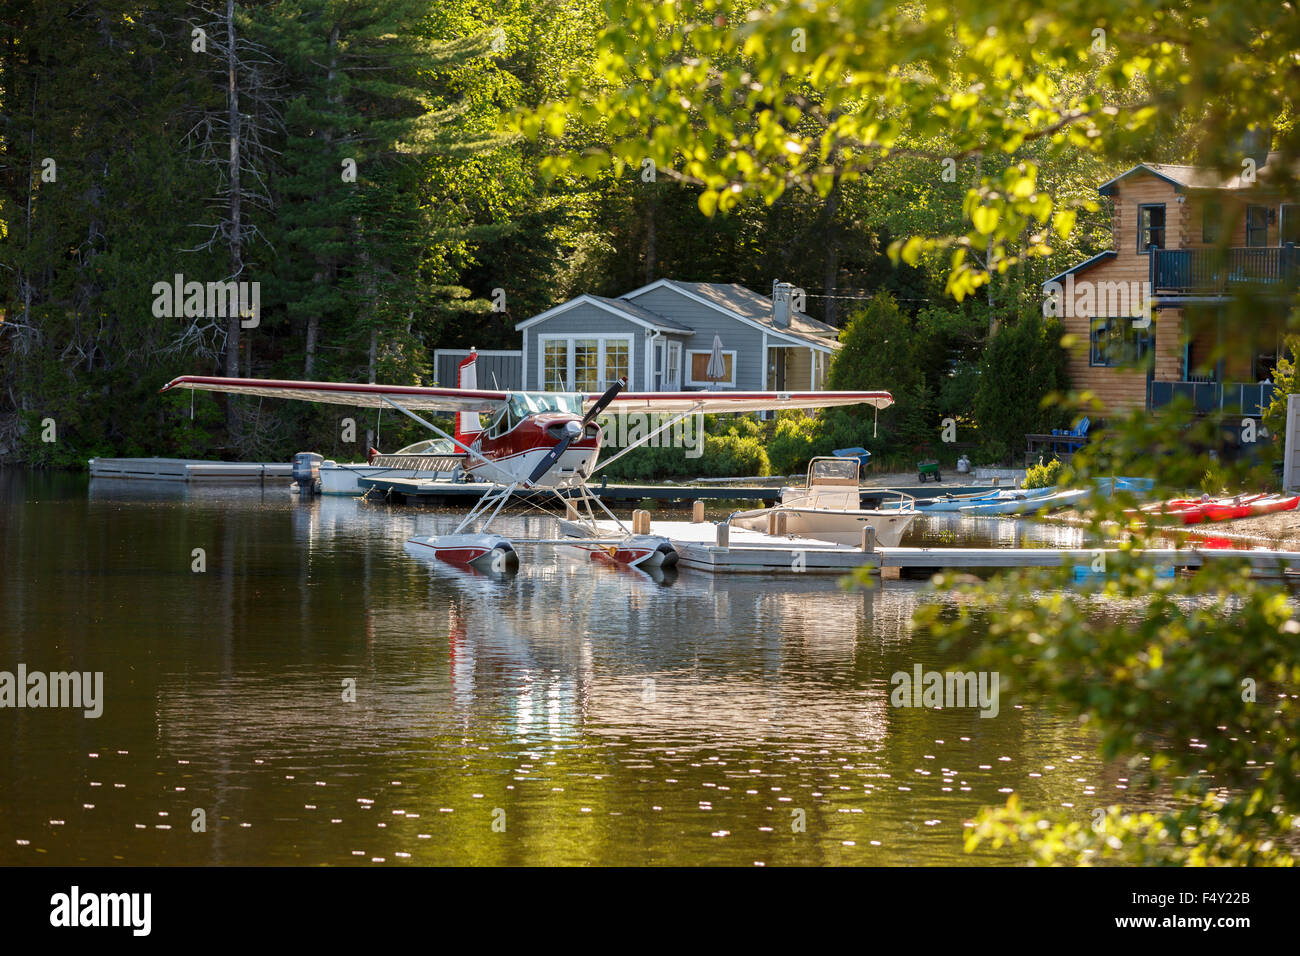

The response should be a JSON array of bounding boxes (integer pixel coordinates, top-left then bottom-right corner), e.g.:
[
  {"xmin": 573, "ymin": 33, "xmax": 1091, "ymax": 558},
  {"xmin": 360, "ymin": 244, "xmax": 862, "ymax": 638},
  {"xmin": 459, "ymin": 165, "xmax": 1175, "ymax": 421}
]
[{"xmin": 267, "ymin": 0, "xmax": 515, "ymax": 384}]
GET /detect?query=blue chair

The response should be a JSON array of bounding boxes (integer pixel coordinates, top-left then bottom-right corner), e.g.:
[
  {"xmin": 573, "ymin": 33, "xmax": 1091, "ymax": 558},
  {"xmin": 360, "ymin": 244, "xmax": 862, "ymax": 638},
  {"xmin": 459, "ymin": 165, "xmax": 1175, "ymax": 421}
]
[{"xmin": 1051, "ymin": 416, "xmax": 1090, "ymax": 455}]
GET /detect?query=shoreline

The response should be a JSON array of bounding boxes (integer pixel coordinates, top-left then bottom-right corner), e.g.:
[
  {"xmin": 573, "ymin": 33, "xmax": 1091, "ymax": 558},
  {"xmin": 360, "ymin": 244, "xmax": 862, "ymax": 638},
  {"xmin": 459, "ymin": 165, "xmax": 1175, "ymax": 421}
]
[{"xmin": 1046, "ymin": 505, "xmax": 1300, "ymax": 550}]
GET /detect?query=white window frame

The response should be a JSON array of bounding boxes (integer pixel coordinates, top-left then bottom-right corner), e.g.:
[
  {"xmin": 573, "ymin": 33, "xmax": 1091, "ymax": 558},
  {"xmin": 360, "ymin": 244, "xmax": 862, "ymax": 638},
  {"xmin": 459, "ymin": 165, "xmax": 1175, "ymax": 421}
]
[
  {"xmin": 536, "ymin": 333, "xmax": 635, "ymax": 392},
  {"xmin": 685, "ymin": 348, "xmax": 738, "ymax": 388}
]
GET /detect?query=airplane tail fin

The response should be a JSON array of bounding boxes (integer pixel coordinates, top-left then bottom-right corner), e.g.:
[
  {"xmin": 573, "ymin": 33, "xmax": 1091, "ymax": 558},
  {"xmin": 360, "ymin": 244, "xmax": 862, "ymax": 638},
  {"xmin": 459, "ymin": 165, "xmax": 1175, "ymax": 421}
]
[{"xmin": 454, "ymin": 349, "xmax": 482, "ymax": 447}]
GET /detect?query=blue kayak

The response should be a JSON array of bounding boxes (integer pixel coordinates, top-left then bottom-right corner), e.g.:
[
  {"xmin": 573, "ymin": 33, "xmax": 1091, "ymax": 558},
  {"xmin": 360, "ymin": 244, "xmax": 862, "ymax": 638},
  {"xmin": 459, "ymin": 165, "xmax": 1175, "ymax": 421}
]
[
  {"xmin": 879, "ymin": 486, "xmax": 1054, "ymax": 512},
  {"xmin": 959, "ymin": 487, "xmax": 1090, "ymax": 515}
]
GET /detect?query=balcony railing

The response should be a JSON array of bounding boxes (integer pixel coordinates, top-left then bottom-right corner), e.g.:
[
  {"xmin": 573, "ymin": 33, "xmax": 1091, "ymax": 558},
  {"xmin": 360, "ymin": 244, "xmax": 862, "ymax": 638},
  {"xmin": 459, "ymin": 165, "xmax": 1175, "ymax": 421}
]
[
  {"xmin": 1148, "ymin": 380, "xmax": 1277, "ymax": 416},
  {"xmin": 1151, "ymin": 244, "xmax": 1300, "ymax": 293}
]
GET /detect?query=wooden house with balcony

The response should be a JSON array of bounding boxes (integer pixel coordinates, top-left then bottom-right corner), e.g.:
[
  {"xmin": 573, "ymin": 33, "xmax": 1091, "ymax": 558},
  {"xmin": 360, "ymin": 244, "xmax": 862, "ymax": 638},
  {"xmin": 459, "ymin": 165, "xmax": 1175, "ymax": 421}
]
[{"xmin": 1042, "ymin": 152, "xmax": 1298, "ymax": 423}]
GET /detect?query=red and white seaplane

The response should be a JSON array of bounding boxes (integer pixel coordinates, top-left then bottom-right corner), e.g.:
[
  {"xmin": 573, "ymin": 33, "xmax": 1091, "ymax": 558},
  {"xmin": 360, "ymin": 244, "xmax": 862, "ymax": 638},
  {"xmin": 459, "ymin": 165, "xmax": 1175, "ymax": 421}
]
[{"xmin": 161, "ymin": 352, "xmax": 892, "ymax": 571}]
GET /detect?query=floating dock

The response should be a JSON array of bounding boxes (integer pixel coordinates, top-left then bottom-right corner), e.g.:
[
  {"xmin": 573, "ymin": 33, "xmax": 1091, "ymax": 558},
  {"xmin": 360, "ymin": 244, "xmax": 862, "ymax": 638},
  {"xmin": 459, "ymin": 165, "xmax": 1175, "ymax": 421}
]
[
  {"xmin": 566, "ymin": 518, "xmax": 873, "ymax": 574},
  {"xmin": 89, "ymin": 457, "xmax": 292, "ymax": 483},
  {"xmin": 572, "ymin": 518, "xmax": 1300, "ymax": 577},
  {"xmin": 356, "ymin": 475, "xmax": 993, "ymax": 507},
  {"xmin": 87, "ymin": 457, "xmax": 1000, "ymax": 503}
]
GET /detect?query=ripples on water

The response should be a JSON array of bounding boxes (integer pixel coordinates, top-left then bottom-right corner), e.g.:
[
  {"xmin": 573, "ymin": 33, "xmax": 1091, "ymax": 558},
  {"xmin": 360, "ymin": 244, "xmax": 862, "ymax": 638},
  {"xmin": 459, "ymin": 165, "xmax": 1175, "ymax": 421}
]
[{"xmin": 0, "ymin": 472, "xmax": 1124, "ymax": 865}]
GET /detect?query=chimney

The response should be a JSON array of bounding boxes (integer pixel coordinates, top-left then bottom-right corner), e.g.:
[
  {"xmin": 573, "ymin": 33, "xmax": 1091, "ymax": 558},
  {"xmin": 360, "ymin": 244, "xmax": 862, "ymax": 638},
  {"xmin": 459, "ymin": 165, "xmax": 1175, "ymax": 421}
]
[
  {"xmin": 772, "ymin": 280, "xmax": 792, "ymax": 328},
  {"xmin": 1238, "ymin": 126, "xmax": 1272, "ymax": 170}
]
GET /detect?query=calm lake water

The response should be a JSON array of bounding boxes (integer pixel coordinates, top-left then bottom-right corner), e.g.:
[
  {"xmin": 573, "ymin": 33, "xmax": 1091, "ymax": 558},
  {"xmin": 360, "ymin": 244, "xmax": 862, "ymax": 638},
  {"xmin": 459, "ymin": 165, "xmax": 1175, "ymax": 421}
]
[{"xmin": 1, "ymin": 469, "xmax": 1126, "ymax": 866}]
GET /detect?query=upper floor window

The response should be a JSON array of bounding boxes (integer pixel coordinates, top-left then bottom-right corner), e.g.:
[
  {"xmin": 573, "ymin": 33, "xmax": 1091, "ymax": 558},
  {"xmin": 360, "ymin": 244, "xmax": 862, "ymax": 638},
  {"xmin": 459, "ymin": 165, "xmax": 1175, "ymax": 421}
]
[
  {"xmin": 1137, "ymin": 204, "xmax": 1165, "ymax": 253},
  {"xmin": 1246, "ymin": 204, "xmax": 1269, "ymax": 247},
  {"xmin": 1202, "ymin": 202, "xmax": 1222, "ymax": 244}
]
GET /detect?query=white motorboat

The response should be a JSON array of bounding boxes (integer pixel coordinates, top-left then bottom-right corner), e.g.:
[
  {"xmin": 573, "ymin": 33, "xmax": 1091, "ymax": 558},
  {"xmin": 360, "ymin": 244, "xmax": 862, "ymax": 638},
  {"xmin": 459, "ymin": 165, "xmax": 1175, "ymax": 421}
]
[
  {"xmin": 731, "ymin": 457, "xmax": 919, "ymax": 547},
  {"xmin": 319, "ymin": 438, "xmax": 467, "ymax": 494}
]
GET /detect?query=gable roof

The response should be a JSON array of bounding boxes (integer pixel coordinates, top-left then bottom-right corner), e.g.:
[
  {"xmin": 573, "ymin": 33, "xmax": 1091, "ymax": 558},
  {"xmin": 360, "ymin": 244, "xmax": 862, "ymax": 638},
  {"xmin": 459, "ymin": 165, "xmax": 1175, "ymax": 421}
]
[
  {"xmin": 1097, "ymin": 154, "xmax": 1293, "ymax": 196},
  {"xmin": 589, "ymin": 296, "xmax": 692, "ymax": 332},
  {"xmin": 623, "ymin": 279, "xmax": 840, "ymax": 350},
  {"xmin": 1040, "ymin": 250, "xmax": 1118, "ymax": 288},
  {"xmin": 513, "ymin": 293, "xmax": 692, "ymax": 333}
]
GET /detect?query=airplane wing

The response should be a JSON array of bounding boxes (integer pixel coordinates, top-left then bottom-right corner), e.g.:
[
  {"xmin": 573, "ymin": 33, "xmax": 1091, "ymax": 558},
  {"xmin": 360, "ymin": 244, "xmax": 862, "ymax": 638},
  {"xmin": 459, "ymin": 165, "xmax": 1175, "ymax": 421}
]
[
  {"xmin": 159, "ymin": 375, "xmax": 509, "ymax": 413},
  {"xmin": 592, "ymin": 390, "xmax": 893, "ymax": 414}
]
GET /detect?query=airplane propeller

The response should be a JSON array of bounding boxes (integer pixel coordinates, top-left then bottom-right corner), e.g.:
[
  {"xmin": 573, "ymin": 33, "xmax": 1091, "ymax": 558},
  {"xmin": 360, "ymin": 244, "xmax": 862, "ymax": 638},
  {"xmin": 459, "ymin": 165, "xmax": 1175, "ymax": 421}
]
[
  {"xmin": 526, "ymin": 420, "xmax": 582, "ymax": 485},
  {"xmin": 526, "ymin": 378, "xmax": 625, "ymax": 486},
  {"xmin": 582, "ymin": 377, "xmax": 625, "ymax": 426}
]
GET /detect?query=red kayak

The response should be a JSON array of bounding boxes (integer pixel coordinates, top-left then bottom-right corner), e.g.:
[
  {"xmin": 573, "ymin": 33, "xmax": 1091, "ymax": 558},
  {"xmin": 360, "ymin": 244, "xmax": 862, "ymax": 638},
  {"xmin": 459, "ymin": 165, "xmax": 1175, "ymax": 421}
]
[
  {"xmin": 1136, "ymin": 493, "xmax": 1298, "ymax": 524},
  {"xmin": 1200, "ymin": 493, "xmax": 1270, "ymax": 522}
]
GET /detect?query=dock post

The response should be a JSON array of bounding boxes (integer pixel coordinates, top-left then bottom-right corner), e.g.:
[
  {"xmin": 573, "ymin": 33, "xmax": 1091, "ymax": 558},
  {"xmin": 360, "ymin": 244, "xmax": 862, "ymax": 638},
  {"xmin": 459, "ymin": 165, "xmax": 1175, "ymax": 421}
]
[
  {"xmin": 692, "ymin": 500, "xmax": 705, "ymax": 523},
  {"xmin": 766, "ymin": 510, "xmax": 787, "ymax": 536},
  {"xmin": 861, "ymin": 527, "xmax": 876, "ymax": 553},
  {"xmin": 566, "ymin": 501, "xmax": 579, "ymax": 520},
  {"xmin": 633, "ymin": 509, "xmax": 651, "ymax": 534},
  {"xmin": 715, "ymin": 522, "xmax": 730, "ymax": 548}
]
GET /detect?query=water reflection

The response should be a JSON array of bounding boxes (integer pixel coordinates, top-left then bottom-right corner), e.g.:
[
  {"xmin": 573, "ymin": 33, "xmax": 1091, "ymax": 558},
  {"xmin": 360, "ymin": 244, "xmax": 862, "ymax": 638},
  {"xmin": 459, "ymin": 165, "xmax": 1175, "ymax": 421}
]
[{"xmin": 1, "ymin": 473, "xmax": 1117, "ymax": 866}]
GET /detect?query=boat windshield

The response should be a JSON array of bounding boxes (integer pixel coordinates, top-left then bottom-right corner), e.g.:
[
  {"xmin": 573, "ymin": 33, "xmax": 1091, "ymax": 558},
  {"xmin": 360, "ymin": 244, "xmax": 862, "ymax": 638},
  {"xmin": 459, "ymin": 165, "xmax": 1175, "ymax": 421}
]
[
  {"xmin": 507, "ymin": 392, "xmax": 584, "ymax": 418},
  {"xmin": 392, "ymin": 438, "xmax": 455, "ymax": 455},
  {"xmin": 808, "ymin": 457, "xmax": 861, "ymax": 486}
]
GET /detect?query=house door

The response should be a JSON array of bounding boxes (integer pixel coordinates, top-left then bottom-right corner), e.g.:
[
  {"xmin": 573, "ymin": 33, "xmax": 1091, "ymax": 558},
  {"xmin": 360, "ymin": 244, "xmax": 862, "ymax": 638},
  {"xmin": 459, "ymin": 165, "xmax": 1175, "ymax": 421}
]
[
  {"xmin": 663, "ymin": 340, "xmax": 681, "ymax": 390},
  {"xmin": 766, "ymin": 348, "xmax": 787, "ymax": 390}
]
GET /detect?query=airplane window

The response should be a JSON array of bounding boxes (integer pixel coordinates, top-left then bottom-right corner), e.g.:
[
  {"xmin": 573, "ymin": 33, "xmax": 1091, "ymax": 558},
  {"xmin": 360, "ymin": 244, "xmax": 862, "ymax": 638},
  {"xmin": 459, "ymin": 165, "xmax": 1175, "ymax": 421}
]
[{"xmin": 504, "ymin": 392, "xmax": 583, "ymax": 418}]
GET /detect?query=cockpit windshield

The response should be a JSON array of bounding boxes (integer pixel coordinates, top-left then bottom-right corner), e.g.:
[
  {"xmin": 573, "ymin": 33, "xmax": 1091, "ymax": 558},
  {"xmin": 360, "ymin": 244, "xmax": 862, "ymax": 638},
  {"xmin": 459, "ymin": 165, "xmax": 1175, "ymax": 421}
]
[{"xmin": 506, "ymin": 392, "xmax": 584, "ymax": 419}]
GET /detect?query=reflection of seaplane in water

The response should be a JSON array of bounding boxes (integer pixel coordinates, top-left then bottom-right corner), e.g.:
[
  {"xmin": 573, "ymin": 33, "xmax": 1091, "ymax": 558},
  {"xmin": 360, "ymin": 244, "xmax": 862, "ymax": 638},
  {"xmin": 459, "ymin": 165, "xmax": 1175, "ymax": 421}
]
[{"xmin": 161, "ymin": 351, "xmax": 893, "ymax": 572}]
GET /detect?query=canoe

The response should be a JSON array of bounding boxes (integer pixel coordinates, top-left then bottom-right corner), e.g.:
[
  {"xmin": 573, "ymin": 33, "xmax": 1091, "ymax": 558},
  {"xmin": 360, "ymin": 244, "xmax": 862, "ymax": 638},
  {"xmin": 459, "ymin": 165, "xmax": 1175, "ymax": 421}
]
[
  {"xmin": 959, "ymin": 488, "xmax": 1090, "ymax": 515},
  {"xmin": 880, "ymin": 486, "xmax": 1054, "ymax": 512},
  {"xmin": 884, "ymin": 477, "xmax": 1150, "ymax": 512}
]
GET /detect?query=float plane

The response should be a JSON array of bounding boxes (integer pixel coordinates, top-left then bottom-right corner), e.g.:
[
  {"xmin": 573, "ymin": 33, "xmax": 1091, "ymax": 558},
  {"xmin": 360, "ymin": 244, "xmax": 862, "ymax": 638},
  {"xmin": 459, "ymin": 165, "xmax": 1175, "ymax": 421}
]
[{"xmin": 162, "ymin": 352, "xmax": 892, "ymax": 571}]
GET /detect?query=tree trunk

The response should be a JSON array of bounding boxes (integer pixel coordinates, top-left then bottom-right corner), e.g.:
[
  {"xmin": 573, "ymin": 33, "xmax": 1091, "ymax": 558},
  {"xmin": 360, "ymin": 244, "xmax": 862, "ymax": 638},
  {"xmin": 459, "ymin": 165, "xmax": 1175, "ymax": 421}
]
[
  {"xmin": 224, "ymin": 0, "xmax": 242, "ymax": 381},
  {"xmin": 224, "ymin": 0, "xmax": 243, "ymax": 443},
  {"xmin": 365, "ymin": 326, "xmax": 378, "ymax": 451},
  {"xmin": 644, "ymin": 186, "xmax": 657, "ymax": 284},
  {"xmin": 305, "ymin": 26, "xmax": 340, "ymax": 379},
  {"xmin": 304, "ymin": 302, "xmax": 319, "ymax": 378},
  {"xmin": 821, "ymin": 178, "xmax": 841, "ymax": 326}
]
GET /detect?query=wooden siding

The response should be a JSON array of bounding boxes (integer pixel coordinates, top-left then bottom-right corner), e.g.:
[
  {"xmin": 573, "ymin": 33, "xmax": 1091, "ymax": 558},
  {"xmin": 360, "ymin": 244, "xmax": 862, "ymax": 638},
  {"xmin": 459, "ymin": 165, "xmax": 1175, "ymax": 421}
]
[
  {"xmin": 625, "ymin": 286, "xmax": 769, "ymax": 390},
  {"xmin": 520, "ymin": 302, "xmax": 644, "ymax": 390},
  {"xmin": 1057, "ymin": 176, "xmax": 1185, "ymax": 416}
]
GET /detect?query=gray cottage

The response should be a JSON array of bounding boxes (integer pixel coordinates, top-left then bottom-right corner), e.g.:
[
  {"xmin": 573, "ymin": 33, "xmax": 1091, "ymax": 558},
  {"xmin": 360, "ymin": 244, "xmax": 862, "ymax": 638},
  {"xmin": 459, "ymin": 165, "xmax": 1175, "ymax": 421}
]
[{"xmin": 514, "ymin": 279, "xmax": 840, "ymax": 392}]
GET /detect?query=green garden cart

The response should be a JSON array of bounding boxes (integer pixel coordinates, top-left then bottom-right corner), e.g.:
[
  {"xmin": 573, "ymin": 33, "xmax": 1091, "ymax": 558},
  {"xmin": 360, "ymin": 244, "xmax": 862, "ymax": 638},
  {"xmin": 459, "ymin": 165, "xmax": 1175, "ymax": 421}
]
[{"xmin": 916, "ymin": 447, "xmax": 942, "ymax": 483}]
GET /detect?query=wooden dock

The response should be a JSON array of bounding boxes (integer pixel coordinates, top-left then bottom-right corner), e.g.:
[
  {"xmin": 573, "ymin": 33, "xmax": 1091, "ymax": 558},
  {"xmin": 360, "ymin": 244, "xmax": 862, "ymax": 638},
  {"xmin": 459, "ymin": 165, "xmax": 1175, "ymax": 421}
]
[
  {"xmin": 566, "ymin": 518, "xmax": 872, "ymax": 574},
  {"xmin": 356, "ymin": 475, "xmax": 993, "ymax": 507},
  {"xmin": 89, "ymin": 457, "xmax": 292, "ymax": 483},
  {"xmin": 86, "ymin": 458, "xmax": 998, "ymax": 504}
]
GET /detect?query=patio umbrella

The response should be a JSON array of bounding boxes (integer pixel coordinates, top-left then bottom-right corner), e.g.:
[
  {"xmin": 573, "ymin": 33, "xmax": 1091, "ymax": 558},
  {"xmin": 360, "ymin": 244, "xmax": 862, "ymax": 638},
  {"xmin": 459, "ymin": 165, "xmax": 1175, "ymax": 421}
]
[{"xmin": 706, "ymin": 334, "xmax": 726, "ymax": 390}]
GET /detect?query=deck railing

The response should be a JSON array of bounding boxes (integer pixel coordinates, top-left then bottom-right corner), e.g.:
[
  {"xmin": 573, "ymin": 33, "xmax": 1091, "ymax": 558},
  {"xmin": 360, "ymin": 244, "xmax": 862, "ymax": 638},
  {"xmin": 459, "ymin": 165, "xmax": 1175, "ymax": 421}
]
[
  {"xmin": 1148, "ymin": 380, "xmax": 1277, "ymax": 416},
  {"xmin": 1151, "ymin": 244, "xmax": 1300, "ymax": 293}
]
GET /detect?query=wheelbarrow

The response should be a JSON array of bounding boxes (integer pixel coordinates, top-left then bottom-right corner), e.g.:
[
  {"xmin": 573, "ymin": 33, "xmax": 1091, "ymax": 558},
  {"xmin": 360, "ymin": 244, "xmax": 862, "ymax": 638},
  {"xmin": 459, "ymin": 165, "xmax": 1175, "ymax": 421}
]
[
  {"xmin": 833, "ymin": 446, "xmax": 872, "ymax": 469},
  {"xmin": 917, "ymin": 458, "xmax": 942, "ymax": 483}
]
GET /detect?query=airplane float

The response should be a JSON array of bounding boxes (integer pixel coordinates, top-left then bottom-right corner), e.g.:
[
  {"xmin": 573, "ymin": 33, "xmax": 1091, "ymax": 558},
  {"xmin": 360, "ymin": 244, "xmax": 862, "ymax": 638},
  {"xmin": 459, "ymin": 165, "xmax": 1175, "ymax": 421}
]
[{"xmin": 161, "ymin": 351, "xmax": 892, "ymax": 572}]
